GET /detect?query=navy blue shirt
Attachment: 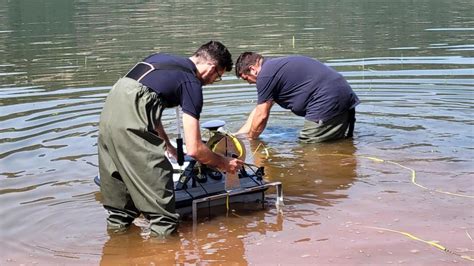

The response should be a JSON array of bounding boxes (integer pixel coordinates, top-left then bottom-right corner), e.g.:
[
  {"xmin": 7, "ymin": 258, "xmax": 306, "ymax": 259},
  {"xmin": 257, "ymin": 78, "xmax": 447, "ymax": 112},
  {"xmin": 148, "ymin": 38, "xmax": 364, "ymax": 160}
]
[
  {"xmin": 257, "ymin": 56, "xmax": 360, "ymax": 122},
  {"xmin": 139, "ymin": 53, "xmax": 203, "ymax": 119}
]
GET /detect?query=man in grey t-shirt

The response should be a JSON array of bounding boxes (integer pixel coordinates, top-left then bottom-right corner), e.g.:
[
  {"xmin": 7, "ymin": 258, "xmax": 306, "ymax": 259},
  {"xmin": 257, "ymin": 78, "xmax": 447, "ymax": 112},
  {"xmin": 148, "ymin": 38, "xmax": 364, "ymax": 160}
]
[{"xmin": 235, "ymin": 52, "xmax": 360, "ymax": 143}]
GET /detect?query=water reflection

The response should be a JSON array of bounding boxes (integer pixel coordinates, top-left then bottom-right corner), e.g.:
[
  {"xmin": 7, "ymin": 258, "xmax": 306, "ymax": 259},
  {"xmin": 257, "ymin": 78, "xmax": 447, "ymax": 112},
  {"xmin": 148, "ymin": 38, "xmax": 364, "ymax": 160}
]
[
  {"xmin": 97, "ymin": 134, "xmax": 285, "ymax": 264},
  {"xmin": 248, "ymin": 127, "xmax": 358, "ymax": 229},
  {"xmin": 1, "ymin": 0, "xmax": 473, "ymax": 264},
  {"xmin": 3, "ymin": 0, "xmax": 473, "ymax": 91},
  {"xmin": 100, "ymin": 208, "xmax": 283, "ymax": 264}
]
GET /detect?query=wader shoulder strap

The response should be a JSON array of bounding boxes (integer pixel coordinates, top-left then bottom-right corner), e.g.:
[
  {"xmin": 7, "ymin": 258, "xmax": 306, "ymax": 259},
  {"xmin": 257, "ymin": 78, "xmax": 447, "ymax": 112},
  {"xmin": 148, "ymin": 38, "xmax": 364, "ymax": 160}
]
[
  {"xmin": 125, "ymin": 61, "xmax": 195, "ymax": 82},
  {"xmin": 124, "ymin": 61, "xmax": 196, "ymax": 166}
]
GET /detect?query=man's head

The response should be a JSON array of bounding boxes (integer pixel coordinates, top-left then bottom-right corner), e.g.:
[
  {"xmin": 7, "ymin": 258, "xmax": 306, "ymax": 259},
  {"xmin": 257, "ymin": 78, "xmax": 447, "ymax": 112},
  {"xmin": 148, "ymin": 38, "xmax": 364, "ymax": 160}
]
[
  {"xmin": 235, "ymin": 52, "xmax": 263, "ymax": 84},
  {"xmin": 190, "ymin": 41, "xmax": 233, "ymax": 85}
]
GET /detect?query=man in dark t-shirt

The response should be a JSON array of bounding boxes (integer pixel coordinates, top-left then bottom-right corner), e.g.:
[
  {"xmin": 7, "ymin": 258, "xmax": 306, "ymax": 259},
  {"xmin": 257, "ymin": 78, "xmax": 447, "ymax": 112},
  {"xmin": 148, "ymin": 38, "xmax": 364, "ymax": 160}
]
[
  {"xmin": 235, "ymin": 52, "xmax": 360, "ymax": 143},
  {"xmin": 98, "ymin": 41, "xmax": 243, "ymax": 237}
]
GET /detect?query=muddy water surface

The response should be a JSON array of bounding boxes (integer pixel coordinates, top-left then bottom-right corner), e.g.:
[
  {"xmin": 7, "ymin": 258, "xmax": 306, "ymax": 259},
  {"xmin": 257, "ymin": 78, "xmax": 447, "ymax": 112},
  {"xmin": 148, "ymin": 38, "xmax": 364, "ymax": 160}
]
[{"xmin": 1, "ymin": 1, "xmax": 473, "ymax": 265}]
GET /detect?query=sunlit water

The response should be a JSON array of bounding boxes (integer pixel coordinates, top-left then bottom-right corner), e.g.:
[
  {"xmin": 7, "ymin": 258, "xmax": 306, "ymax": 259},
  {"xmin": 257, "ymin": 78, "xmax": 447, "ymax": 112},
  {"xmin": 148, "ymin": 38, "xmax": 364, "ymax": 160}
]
[{"xmin": 1, "ymin": 1, "xmax": 473, "ymax": 265}]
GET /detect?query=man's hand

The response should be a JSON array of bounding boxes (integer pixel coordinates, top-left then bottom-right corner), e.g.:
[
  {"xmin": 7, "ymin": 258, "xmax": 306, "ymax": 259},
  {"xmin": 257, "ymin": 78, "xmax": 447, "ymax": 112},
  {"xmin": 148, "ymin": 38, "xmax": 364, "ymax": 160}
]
[
  {"xmin": 182, "ymin": 113, "xmax": 245, "ymax": 172},
  {"xmin": 224, "ymin": 158, "xmax": 244, "ymax": 174},
  {"xmin": 165, "ymin": 142, "xmax": 178, "ymax": 160}
]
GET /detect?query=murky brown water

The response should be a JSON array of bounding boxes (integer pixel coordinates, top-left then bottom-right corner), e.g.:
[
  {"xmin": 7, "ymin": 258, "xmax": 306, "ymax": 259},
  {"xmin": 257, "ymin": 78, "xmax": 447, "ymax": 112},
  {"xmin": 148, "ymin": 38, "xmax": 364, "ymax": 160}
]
[{"xmin": 1, "ymin": 1, "xmax": 473, "ymax": 265}]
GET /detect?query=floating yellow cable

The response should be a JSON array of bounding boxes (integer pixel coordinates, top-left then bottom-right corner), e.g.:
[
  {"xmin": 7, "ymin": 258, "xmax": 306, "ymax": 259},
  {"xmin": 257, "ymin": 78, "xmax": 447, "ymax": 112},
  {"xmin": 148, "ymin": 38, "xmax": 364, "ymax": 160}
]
[
  {"xmin": 366, "ymin": 226, "xmax": 474, "ymax": 262},
  {"xmin": 316, "ymin": 154, "xmax": 474, "ymax": 199},
  {"xmin": 252, "ymin": 142, "xmax": 269, "ymax": 159},
  {"xmin": 254, "ymin": 150, "xmax": 473, "ymax": 260}
]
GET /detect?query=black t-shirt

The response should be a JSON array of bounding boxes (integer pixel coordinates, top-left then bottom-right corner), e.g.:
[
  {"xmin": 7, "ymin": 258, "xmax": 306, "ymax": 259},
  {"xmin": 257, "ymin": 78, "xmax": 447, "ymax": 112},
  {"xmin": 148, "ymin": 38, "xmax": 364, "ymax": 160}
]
[
  {"xmin": 257, "ymin": 56, "xmax": 360, "ymax": 122},
  {"xmin": 139, "ymin": 53, "xmax": 203, "ymax": 119}
]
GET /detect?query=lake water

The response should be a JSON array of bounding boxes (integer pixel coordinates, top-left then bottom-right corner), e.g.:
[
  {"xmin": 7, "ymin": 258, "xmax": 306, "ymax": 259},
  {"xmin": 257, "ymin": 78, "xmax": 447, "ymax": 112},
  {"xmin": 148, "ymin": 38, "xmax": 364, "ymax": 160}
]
[{"xmin": 1, "ymin": 0, "xmax": 473, "ymax": 265}]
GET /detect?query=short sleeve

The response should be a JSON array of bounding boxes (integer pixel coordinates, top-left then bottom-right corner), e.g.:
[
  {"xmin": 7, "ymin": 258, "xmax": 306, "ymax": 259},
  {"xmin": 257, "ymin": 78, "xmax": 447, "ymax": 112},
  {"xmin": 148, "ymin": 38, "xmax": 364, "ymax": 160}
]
[
  {"xmin": 180, "ymin": 81, "xmax": 203, "ymax": 119},
  {"xmin": 256, "ymin": 75, "xmax": 276, "ymax": 104}
]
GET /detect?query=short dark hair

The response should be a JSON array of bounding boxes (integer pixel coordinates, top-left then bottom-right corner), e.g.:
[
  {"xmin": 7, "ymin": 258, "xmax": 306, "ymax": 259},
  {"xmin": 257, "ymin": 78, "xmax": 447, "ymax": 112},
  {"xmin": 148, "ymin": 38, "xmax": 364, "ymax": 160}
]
[
  {"xmin": 193, "ymin": 41, "xmax": 233, "ymax": 72},
  {"xmin": 235, "ymin": 52, "xmax": 263, "ymax": 77}
]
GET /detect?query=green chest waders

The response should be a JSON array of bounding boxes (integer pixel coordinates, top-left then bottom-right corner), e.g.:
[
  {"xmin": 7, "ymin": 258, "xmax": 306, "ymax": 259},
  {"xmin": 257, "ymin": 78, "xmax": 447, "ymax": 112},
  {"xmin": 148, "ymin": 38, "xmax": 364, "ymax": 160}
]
[{"xmin": 98, "ymin": 62, "xmax": 194, "ymax": 236}]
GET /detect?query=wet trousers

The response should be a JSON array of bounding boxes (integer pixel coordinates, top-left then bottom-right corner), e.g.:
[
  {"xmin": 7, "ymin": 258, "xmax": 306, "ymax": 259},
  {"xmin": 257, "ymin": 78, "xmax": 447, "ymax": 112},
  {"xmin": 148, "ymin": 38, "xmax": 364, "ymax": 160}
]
[
  {"xmin": 98, "ymin": 77, "xmax": 179, "ymax": 237},
  {"xmin": 299, "ymin": 108, "xmax": 356, "ymax": 143}
]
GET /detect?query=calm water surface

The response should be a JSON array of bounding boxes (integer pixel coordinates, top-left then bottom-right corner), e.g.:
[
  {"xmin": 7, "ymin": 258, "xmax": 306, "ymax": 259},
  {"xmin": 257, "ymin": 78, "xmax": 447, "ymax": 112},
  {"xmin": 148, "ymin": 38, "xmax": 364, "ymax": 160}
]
[{"xmin": 1, "ymin": 1, "xmax": 473, "ymax": 265}]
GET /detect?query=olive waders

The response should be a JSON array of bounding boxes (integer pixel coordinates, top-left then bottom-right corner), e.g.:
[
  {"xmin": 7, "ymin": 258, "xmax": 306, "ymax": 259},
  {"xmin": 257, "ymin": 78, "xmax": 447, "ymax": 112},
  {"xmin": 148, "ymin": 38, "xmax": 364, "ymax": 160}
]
[
  {"xmin": 98, "ymin": 77, "xmax": 179, "ymax": 237},
  {"xmin": 299, "ymin": 108, "xmax": 356, "ymax": 143}
]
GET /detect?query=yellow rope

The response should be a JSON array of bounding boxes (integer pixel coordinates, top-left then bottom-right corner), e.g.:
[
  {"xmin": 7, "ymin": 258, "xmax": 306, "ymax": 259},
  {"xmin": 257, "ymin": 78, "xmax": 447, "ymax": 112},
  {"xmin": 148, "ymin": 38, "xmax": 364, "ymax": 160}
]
[
  {"xmin": 248, "ymin": 149, "xmax": 473, "ymax": 260},
  {"xmin": 330, "ymin": 154, "xmax": 473, "ymax": 260},
  {"xmin": 366, "ymin": 226, "xmax": 474, "ymax": 262},
  {"xmin": 316, "ymin": 154, "xmax": 474, "ymax": 199},
  {"xmin": 222, "ymin": 141, "xmax": 268, "ymax": 218},
  {"xmin": 251, "ymin": 145, "xmax": 471, "ymax": 198},
  {"xmin": 252, "ymin": 142, "xmax": 269, "ymax": 158}
]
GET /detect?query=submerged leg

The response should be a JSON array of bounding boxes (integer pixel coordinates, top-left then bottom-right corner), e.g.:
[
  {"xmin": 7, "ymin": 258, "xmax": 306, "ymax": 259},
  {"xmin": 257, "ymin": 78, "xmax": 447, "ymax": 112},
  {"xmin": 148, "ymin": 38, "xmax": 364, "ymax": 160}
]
[
  {"xmin": 98, "ymin": 78, "xmax": 179, "ymax": 236},
  {"xmin": 299, "ymin": 109, "xmax": 352, "ymax": 143}
]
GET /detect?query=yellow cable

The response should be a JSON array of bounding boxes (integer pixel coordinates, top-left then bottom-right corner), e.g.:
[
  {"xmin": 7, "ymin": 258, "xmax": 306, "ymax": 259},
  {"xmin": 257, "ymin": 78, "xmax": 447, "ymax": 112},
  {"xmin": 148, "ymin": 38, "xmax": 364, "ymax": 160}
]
[
  {"xmin": 366, "ymin": 226, "xmax": 474, "ymax": 262},
  {"xmin": 226, "ymin": 193, "xmax": 230, "ymax": 212},
  {"xmin": 315, "ymin": 154, "xmax": 474, "ymax": 199},
  {"xmin": 250, "ymin": 151, "xmax": 473, "ymax": 260},
  {"xmin": 252, "ymin": 142, "xmax": 270, "ymax": 159},
  {"xmin": 227, "ymin": 133, "xmax": 244, "ymax": 158}
]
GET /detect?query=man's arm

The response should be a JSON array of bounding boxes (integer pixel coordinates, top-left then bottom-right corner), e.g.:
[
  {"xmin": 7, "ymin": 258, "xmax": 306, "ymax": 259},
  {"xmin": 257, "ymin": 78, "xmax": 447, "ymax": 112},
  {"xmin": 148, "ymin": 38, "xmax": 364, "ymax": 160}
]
[
  {"xmin": 182, "ymin": 113, "xmax": 242, "ymax": 173},
  {"xmin": 237, "ymin": 100, "xmax": 273, "ymax": 139}
]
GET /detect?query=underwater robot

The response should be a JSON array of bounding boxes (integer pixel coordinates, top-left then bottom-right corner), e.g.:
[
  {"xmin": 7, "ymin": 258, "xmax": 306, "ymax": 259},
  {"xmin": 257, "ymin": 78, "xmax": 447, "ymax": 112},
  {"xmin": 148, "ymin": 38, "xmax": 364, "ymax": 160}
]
[{"xmin": 94, "ymin": 120, "xmax": 283, "ymax": 222}]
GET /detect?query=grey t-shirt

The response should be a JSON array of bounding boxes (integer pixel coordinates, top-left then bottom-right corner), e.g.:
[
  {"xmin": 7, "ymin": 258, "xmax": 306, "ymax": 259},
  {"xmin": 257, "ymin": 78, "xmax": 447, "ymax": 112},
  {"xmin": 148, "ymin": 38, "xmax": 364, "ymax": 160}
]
[{"xmin": 256, "ymin": 56, "xmax": 359, "ymax": 122}]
